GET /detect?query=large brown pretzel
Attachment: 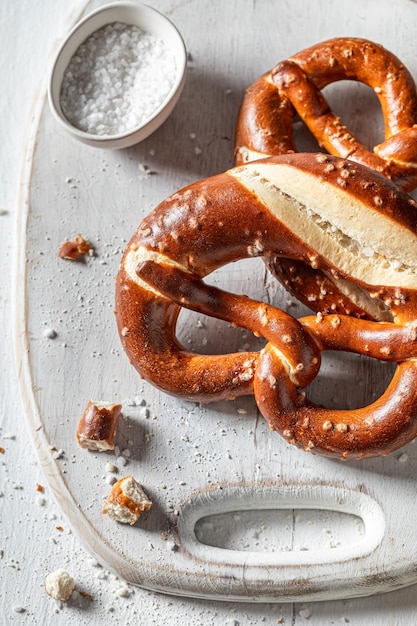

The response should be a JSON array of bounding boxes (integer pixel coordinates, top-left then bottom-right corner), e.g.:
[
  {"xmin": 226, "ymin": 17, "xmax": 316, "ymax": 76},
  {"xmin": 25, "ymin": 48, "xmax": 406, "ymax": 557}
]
[
  {"xmin": 115, "ymin": 153, "xmax": 417, "ymax": 459},
  {"xmin": 235, "ymin": 37, "xmax": 417, "ymax": 192},
  {"xmin": 236, "ymin": 37, "xmax": 417, "ymax": 319}
]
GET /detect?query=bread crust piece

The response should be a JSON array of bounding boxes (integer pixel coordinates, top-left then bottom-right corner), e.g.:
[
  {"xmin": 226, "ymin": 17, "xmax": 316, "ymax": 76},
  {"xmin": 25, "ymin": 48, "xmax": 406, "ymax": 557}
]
[
  {"xmin": 115, "ymin": 153, "xmax": 417, "ymax": 458},
  {"xmin": 102, "ymin": 476, "xmax": 152, "ymax": 525},
  {"xmin": 77, "ymin": 400, "xmax": 121, "ymax": 451},
  {"xmin": 58, "ymin": 233, "xmax": 92, "ymax": 260}
]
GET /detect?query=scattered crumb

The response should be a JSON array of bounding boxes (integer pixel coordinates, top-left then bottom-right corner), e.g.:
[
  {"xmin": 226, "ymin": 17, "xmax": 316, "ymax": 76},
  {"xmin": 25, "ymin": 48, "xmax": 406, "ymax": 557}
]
[
  {"xmin": 115, "ymin": 586, "xmax": 131, "ymax": 598},
  {"xmin": 58, "ymin": 233, "xmax": 93, "ymax": 260},
  {"xmin": 139, "ymin": 163, "xmax": 155, "ymax": 175},
  {"xmin": 65, "ymin": 176, "xmax": 78, "ymax": 188},
  {"xmin": 43, "ymin": 326, "xmax": 57, "ymax": 339},
  {"xmin": 44, "ymin": 569, "xmax": 75, "ymax": 602},
  {"xmin": 77, "ymin": 401, "xmax": 122, "ymax": 451},
  {"xmin": 79, "ymin": 590, "xmax": 94, "ymax": 602},
  {"xmin": 103, "ymin": 476, "xmax": 152, "ymax": 525}
]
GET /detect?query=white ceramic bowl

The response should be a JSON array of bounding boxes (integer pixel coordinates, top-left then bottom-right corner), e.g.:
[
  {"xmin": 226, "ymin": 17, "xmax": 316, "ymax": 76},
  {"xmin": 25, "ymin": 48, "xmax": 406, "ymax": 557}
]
[{"xmin": 48, "ymin": 2, "xmax": 187, "ymax": 149}]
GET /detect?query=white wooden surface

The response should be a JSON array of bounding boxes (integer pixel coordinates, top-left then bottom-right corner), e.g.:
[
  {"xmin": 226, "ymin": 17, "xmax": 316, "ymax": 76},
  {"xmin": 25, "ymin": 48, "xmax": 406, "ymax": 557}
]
[{"xmin": 4, "ymin": 0, "xmax": 417, "ymax": 622}]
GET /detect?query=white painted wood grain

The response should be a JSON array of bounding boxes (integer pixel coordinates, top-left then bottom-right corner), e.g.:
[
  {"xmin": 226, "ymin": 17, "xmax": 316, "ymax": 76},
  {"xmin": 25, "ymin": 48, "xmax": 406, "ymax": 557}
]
[{"xmin": 4, "ymin": 0, "xmax": 417, "ymax": 622}]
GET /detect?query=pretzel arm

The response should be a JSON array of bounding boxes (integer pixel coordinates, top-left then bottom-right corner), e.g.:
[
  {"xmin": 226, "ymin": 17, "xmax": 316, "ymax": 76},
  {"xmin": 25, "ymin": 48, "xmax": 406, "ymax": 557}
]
[
  {"xmin": 234, "ymin": 73, "xmax": 296, "ymax": 164},
  {"xmin": 255, "ymin": 350, "xmax": 417, "ymax": 459},
  {"xmin": 289, "ymin": 38, "xmax": 417, "ymax": 136},
  {"xmin": 300, "ymin": 314, "xmax": 417, "ymax": 361},
  {"xmin": 116, "ymin": 270, "xmax": 261, "ymax": 402},
  {"xmin": 266, "ymin": 257, "xmax": 391, "ymax": 320},
  {"xmin": 272, "ymin": 60, "xmax": 388, "ymax": 173},
  {"xmin": 137, "ymin": 260, "xmax": 321, "ymax": 387}
]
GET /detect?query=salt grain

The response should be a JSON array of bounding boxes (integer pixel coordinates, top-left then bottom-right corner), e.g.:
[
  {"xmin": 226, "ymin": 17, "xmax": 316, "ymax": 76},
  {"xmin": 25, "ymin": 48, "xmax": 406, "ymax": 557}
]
[
  {"xmin": 115, "ymin": 586, "xmax": 131, "ymax": 598},
  {"xmin": 43, "ymin": 327, "xmax": 57, "ymax": 339},
  {"xmin": 60, "ymin": 22, "xmax": 177, "ymax": 136}
]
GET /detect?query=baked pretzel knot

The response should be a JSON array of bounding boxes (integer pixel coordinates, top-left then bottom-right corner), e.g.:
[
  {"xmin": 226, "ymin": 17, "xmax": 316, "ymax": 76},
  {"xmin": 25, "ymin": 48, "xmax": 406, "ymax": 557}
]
[
  {"xmin": 116, "ymin": 153, "xmax": 417, "ymax": 459},
  {"xmin": 235, "ymin": 38, "xmax": 417, "ymax": 191}
]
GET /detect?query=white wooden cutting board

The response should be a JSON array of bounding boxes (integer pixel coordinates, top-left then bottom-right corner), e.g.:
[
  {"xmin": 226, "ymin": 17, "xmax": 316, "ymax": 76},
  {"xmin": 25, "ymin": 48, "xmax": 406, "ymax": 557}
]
[{"xmin": 15, "ymin": 0, "xmax": 417, "ymax": 602}]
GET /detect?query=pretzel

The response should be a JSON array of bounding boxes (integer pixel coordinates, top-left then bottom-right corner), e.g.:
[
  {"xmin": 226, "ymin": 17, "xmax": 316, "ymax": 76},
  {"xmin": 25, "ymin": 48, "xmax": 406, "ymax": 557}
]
[
  {"xmin": 235, "ymin": 37, "xmax": 417, "ymax": 191},
  {"xmin": 236, "ymin": 37, "xmax": 417, "ymax": 318},
  {"xmin": 115, "ymin": 153, "xmax": 417, "ymax": 458}
]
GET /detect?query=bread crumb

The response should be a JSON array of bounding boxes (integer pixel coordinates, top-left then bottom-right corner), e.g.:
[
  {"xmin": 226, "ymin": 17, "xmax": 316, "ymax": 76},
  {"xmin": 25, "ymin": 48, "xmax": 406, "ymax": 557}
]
[
  {"xmin": 44, "ymin": 569, "xmax": 75, "ymax": 602},
  {"xmin": 58, "ymin": 233, "xmax": 92, "ymax": 260},
  {"xmin": 115, "ymin": 586, "xmax": 131, "ymax": 597},
  {"xmin": 103, "ymin": 475, "xmax": 152, "ymax": 525}
]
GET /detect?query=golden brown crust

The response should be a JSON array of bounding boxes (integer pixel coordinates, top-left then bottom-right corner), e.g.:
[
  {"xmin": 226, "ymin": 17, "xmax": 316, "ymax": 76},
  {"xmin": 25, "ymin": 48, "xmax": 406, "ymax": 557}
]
[
  {"xmin": 235, "ymin": 38, "xmax": 417, "ymax": 191},
  {"xmin": 266, "ymin": 257, "xmax": 378, "ymax": 319},
  {"xmin": 254, "ymin": 344, "xmax": 417, "ymax": 459},
  {"xmin": 58, "ymin": 233, "xmax": 92, "ymax": 260}
]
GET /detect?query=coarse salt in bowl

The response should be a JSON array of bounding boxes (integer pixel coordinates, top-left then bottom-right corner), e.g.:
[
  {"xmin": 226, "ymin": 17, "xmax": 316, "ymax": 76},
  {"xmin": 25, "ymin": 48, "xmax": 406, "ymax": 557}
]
[{"xmin": 48, "ymin": 2, "xmax": 187, "ymax": 149}]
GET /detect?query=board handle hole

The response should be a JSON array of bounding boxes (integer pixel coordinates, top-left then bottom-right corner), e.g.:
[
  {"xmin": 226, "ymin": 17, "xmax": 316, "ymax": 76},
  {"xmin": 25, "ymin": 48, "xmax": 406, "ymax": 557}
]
[{"xmin": 194, "ymin": 507, "xmax": 365, "ymax": 553}]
